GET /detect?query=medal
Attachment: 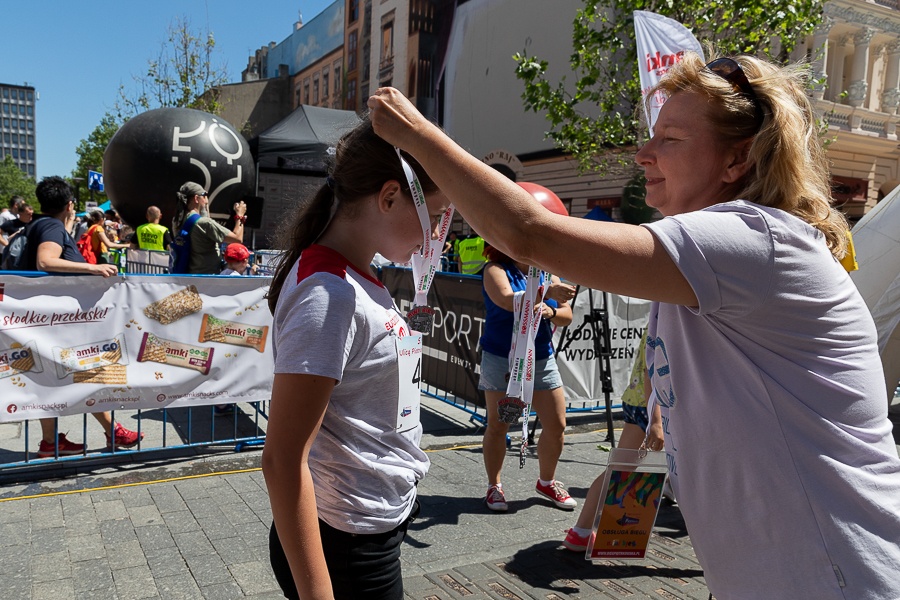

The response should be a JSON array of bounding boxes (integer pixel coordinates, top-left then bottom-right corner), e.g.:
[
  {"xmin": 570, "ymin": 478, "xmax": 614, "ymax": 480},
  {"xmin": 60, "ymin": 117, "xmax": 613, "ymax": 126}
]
[
  {"xmin": 497, "ymin": 396, "xmax": 526, "ymax": 424},
  {"xmin": 406, "ymin": 305, "xmax": 435, "ymax": 334}
]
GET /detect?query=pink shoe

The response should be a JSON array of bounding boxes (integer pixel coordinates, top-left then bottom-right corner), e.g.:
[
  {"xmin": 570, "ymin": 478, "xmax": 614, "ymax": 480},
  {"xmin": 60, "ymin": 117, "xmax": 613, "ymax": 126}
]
[
  {"xmin": 106, "ymin": 423, "xmax": 143, "ymax": 449},
  {"xmin": 37, "ymin": 433, "xmax": 85, "ymax": 458},
  {"xmin": 535, "ymin": 480, "xmax": 577, "ymax": 510},
  {"xmin": 562, "ymin": 528, "xmax": 591, "ymax": 552}
]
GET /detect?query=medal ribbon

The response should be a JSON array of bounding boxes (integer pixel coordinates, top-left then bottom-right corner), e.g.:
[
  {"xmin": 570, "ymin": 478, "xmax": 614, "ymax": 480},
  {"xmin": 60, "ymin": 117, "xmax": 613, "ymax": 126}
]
[
  {"xmin": 395, "ymin": 148, "xmax": 455, "ymax": 307},
  {"xmin": 504, "ymin": 266, "xmax": 549, "ymax": 466}
]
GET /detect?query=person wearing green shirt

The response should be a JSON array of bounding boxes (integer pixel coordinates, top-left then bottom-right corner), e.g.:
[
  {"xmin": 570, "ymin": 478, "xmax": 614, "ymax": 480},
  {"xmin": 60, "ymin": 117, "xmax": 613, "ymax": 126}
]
[{"xmin": 135, "ymin": 206, "xmax": 172, "ymax": 251}]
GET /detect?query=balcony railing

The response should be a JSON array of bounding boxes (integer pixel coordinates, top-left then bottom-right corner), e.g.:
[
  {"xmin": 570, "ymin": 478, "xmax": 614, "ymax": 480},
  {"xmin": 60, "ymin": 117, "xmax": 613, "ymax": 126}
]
[{"xmin": 818, "ymin": 100, "xmax": 899, "ymax": 140}]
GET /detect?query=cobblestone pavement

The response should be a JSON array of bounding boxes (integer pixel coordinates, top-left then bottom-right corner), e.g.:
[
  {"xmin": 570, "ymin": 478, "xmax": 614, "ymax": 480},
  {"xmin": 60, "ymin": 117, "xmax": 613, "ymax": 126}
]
[{"xmin": 0, "ymin": 399, "xmax": 714, "ymax": 600}]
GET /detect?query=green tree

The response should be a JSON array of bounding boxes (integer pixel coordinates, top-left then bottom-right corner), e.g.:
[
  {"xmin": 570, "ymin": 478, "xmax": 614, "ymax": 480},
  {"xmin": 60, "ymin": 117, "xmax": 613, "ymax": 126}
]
[
  {"xmin": 70, "ymin": 113, "xmax": 120, "ymax": 211},
  {"xmin": 514, "ymin": 1, "xmax": 824, "ymax": 178},
  {"xmin": 0, "ymin": 155, "xmax": 38, "ymax": 211},
  {"xmin": 116, "ymin": 16, "xmax": 228, "ymax": 119}
]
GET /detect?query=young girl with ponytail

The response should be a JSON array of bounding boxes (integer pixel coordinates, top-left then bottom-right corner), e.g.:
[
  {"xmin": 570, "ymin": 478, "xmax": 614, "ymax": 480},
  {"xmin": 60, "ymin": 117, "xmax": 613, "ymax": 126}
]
[{"xmin": 262, "ymin": 117, "xmax": 448, "ymax": 600}]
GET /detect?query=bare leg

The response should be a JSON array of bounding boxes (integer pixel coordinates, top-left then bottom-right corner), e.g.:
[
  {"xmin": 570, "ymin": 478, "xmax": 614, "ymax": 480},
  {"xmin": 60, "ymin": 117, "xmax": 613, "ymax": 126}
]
[
  {"xmin": 91, "ymin": 411, "xmax": 114, "ymax": 436},
  {"xmin": 574, "ymin": 422, "xmax": 647, "ymax": 530},
  {"xmin": 483, "ymin": 391, "xmax": 512, "ymax": 486},
  {"xmin": 531, "ymin": 387, "xmax": 566, "ymax": 482},
  {"xmin": 39, "ymin": 418, "xmax": 57, "ymax": 443}
]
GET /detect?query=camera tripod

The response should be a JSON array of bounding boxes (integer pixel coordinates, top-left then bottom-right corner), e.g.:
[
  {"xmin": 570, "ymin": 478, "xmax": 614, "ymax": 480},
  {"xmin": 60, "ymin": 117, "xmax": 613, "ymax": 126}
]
[{"xmin": 528, "ymin": 285, "xmax": 616, "ymax": 447}]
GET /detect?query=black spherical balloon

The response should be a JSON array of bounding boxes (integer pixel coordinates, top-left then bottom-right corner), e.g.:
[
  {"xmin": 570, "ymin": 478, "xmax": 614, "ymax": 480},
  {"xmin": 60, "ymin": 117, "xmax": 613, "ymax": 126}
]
[{"xmin": 103, "ymin": 107, "xmax": 255, "ymax": 230}]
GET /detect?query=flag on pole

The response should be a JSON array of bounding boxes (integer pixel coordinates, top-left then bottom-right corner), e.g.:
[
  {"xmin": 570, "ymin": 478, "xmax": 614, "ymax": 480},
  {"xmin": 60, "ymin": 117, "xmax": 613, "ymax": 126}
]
[{"xmin": 633, "ymin": 10, "xmax": 704, "ymax": 133}]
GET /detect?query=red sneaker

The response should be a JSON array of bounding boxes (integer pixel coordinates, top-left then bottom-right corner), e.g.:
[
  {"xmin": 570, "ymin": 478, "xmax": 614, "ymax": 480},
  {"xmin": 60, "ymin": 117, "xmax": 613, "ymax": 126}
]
[
  {"xmin": 37, "ymin": 433, "xmax": 85, "ymax": 458},
  {"xmin": 485, "ymin": 484, "xmax": 508, "ymax": 512},
  {"xmin": 535, "ymin": 480, "xmax": 577, "ymax": 510},
  {"xmin": 106, "ymin": 423, "xmax": 143, "ymax": 449},
  {"xmin": 562, "ymin": 528, "xmax": 591, "ymax": 552}
]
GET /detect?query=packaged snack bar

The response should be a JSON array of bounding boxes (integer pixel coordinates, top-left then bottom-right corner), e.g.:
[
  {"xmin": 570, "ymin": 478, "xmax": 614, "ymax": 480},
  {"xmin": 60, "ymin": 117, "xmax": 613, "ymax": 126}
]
[
  {"xmin": 198, "ymin": 314, "xmax": 269, "ymax": 353},
  {"xmin": 137, "ymin": 332, "xmax": 214, "ymax": 375},
  {"xmin": 73, "ymin": 364, "xmax": 128, "ymax": 385},
  {"xmin": 53, "ymin": 334, "xmax": 129, "ymax": 379},
  {"xmin": 143, "ymin": 285, "xmax": 203, "ymax": 325},
  {"xmin": 0, "ymin": 341, "xmax": 44, "ymax": 379}
]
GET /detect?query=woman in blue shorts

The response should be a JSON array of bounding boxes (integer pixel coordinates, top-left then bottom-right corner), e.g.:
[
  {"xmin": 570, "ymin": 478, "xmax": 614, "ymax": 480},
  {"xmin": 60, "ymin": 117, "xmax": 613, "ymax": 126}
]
[{"xmin": 478, "ymin": 229, "xmax": 578, "ymax": 512}]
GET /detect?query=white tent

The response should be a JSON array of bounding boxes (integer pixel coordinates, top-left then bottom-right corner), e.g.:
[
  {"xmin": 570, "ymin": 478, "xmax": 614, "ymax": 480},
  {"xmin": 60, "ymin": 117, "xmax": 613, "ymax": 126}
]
[{"xmin": 849, "ymin": 184, "xmax": 900, "ymax": 405}]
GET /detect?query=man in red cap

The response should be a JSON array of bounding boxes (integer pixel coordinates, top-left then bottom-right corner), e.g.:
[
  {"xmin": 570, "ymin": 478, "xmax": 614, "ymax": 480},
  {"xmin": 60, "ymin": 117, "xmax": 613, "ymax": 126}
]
[{"xmin": 220, "ymin": 242, "xmax": 257, "ymax": 276}]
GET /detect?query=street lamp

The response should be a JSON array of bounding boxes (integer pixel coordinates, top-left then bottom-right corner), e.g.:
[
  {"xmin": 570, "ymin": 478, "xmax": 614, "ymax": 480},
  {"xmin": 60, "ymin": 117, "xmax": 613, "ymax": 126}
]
[{"xmin": 71, "ymin": 177, "xmax": 85, "ymax": 211}]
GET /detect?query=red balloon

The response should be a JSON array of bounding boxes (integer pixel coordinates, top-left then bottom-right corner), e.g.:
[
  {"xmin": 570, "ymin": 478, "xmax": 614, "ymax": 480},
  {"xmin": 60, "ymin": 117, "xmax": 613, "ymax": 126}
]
[{"xmin": 516, "ymin": 182, "xmax": 568, "ymax": 216}]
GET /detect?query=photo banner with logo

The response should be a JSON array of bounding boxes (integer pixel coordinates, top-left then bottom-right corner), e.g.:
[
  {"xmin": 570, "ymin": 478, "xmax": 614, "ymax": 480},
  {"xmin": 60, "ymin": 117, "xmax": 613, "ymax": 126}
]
[
  {"xmin": 634, "ymin": 10, "xmax": 704, "ymax": 131},
  {"xmin": 0, "ymin": 275, "xmax": 274, "ymax": 423}
]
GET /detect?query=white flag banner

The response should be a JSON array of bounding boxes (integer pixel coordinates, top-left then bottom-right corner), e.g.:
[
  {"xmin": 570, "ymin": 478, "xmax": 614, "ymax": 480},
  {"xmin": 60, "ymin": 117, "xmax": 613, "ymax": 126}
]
[
  {"xmin": 634, "ymin": 10, "xmax": 704, "ymax": 132},
  {"xmin": 0, "ymin": 274, "xmax": 274, "ymax": 423}
]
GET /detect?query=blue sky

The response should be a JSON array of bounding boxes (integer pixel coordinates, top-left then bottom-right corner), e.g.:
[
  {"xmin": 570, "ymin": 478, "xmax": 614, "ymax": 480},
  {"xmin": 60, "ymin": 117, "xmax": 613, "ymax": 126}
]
[{"xmin": 3, "ymin": 0, "xmax": 334, "ymax": 181}]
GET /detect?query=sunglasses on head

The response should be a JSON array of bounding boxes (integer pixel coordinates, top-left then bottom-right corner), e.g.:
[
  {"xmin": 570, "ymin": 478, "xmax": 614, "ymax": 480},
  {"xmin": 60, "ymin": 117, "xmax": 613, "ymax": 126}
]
[{"xmin": 705, "ymin": 57, "xmax": 764, "ymax": 131}]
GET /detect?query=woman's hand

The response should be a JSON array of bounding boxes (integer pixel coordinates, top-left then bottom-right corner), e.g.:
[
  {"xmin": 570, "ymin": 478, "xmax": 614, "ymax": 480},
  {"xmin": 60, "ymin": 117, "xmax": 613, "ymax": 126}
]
[
  {"xmin": 367, "ymin": 87, "xmax": 431, "ymax": 151},
  {"xmin": 545, "ymin": 281, "xmax": 576, "ymax": 304}
]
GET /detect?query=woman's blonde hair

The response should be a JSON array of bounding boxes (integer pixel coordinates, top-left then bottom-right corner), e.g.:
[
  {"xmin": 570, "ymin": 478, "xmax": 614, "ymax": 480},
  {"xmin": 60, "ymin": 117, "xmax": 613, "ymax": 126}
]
[{"xmin": 645, "ymin": 52, "xmax": 848, "ymax": 259}]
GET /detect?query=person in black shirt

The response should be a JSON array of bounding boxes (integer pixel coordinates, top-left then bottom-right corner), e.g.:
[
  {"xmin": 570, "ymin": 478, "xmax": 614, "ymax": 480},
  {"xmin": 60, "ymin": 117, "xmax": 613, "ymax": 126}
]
[{"xmin": 25, "ymin": 176, "xmax": 144, "ymax": 457}]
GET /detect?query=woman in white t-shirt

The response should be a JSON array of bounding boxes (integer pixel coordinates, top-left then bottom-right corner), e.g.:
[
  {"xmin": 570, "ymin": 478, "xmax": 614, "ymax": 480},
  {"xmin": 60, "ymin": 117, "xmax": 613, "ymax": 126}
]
[
  {"xmin": 262, "ymin": 118, "xmax": 449, "ymax": 600},
  {"xmin": 368, "ymin": 54, "xmax": 900, "ymax": 600}
]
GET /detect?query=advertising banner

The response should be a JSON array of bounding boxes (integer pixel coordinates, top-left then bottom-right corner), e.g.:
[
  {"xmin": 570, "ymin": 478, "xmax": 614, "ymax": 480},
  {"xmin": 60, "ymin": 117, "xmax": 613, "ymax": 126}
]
[
  {"xmin": 553, "ymin": 288, "xmax": 651, "ymax": 404},
  {"xmin": 0, "ymin": 275, "xmax": 274, "ymax": 423},
  {"xmin": 382, "ymin": 267, "xmax": 486, "ymax": 406}
]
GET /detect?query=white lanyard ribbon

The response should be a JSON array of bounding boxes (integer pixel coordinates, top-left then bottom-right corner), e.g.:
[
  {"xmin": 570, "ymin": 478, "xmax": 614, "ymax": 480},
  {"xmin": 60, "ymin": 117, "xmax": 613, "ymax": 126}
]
[
  {"xmin": 395, "ymin": 148, "xmax": 455, "ymax": 307},
  {"xmin": 499, "ymin": 266, "xmax": 549, "ymax": 467}
]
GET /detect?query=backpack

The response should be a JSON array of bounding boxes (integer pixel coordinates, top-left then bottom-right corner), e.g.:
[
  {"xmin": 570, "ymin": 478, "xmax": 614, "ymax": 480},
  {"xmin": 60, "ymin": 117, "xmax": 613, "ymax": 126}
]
[
  {"xmin": 169, "ymin": 213, "xmax": 201, "ymax": 274},
  {"xmin": 1, "ymin": 233, "xmax": 28, "ymax": 270},
  {"xmin": 76, "ymin": 226, "xmax": 98, "ymax": 264}
]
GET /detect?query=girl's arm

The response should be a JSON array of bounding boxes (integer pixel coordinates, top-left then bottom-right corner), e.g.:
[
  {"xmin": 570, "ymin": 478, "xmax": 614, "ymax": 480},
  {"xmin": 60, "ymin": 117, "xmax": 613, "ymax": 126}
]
[
  {"xmin": 262, "ymin": 373, "xmax": 336, "ymax": 600},
  {"xmin": 482, "ymin": 262, "xmax": 516, "ymax": 311}
]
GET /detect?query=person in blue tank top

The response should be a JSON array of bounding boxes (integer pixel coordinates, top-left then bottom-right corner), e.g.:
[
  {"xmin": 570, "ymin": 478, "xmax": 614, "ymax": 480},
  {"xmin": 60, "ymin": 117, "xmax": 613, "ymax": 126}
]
[{"xmin": 478, "ymin": 240, "xmax": 577, "ymax": 513}]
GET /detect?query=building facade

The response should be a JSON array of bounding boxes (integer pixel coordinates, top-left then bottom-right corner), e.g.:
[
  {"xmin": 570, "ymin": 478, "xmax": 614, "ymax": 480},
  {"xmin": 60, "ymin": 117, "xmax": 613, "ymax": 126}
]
[{"xmin": 0, "ymin": 83, "xmax": 37, "ymax": 178}]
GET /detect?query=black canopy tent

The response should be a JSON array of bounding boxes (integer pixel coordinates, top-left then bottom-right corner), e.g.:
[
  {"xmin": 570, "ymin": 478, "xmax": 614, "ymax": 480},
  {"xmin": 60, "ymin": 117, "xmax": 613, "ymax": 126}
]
[
  {"xmin": 249, "ymin": 105, "xmax": 361, "ymax": 246},
  {"xmin": 250, "ymin": 104, "xmax": 361, "ymax": 174}
]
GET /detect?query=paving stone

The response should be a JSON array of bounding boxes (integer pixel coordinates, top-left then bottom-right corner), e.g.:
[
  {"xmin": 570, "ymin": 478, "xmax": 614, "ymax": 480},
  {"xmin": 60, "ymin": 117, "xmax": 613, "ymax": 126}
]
[
  {"xmin": 30, "ymin": 550, "xmax": 71, "ymax": 583},
  {"xmin": 227, "ymin": 560, "xmax": 280, "ymax": 595},
  {"xmin": 106, "ymin": 539, "xmax": 147, "ymax": 570},
  {"xmin": 112, "ymin": 564, "xmax": 158, "ymax": 599},
  {"xmin": 66, "ymin": 532, "xmax": 105, "ymax": 562},
  {"xmin": 155, "ymin": 572, "xmax": 205, "ymax": 600},
  {"xmin": 72, "ymin": 558, "xmax": 114, "ymax": 593},
  {"xmin": 32, "ymin": 578, "xmax": 75, "ymax": 600},
  {"xmin": 130, "ymin": 503, "xmax": 165, "ymax": 527}
]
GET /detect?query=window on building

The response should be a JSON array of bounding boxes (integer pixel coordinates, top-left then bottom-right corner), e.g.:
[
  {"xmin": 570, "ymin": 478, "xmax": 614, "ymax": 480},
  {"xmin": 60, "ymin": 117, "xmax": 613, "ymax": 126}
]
[
  {"xmin": 2, "ymin": 89, "xmax": 8, "ymax": 99},
  {"xmin": 382, "ymin": 21, "xmax": 394, "ymax": 65},
  {"xmin": 347, "ymin": 78, "xmax": 357, "ymax": 110},
  {"xmin": 3, "ymin": 118, "xmax": 9, "ymax": 128},
  {"xmin": 295, "ymin": 85, "xmax": 301, "ymax": 107},
  {"xmin": 2, "ymin": 105, "xmax": 8, "ymax": 114},
  {"xmin": 349, "ymin": 0, "xmax": 359, "ymax": 22},
  {"xmin": 334, "ymin": 63, "xmax": 342, "ymax": 95},
  {"xmin": 27, "ymin": 135, "xmax": 33, "ymax": 145},
  {"xmin": 28, "ymin": 150, "xmax": 34, "ymax": 160},
  {"xmin": 11, "ymin": 105, "xmax": 18, "ymax": 115},
  {"xmin": 27, "ymin": 91, "xmax": 33, "ymax": 101},
  {"xmin": 313, "ymin": 75, "xmax": 319, "ymax": 104},
  {"xmin": 18, "ymin": 90, "xmax": 24, "ymax": 100},
  {"xmin": 27, "ymin": 165, "xmax": 34, "ymax": 176},
  {"xmin": 12, "ymin": 149, "xmax": 18, "ymax": 159},
  {"xmin": 27, "ymin": 106, "xmax": 32, "ymax": 116},
  {"xmin": 348, "ymin": 31, "xmax": 358, "ymax": 72},
  {"xmin": 323, "ymin": 71, "xmax": 330, "ymax": 98},
  {"xmin": 26, "ymin": 121, "xmax": 32, "ymax": 130},
  {"xmin": 3, "ymin": 133, "xmax": 9, "ymax": 143},
  {"xmin": 304, "ymin": 81, "xmax": 310, "ymax": 105},
  {"xmin": 11, "ymin": 119, "xmax": 17, "ymax": 129}
]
